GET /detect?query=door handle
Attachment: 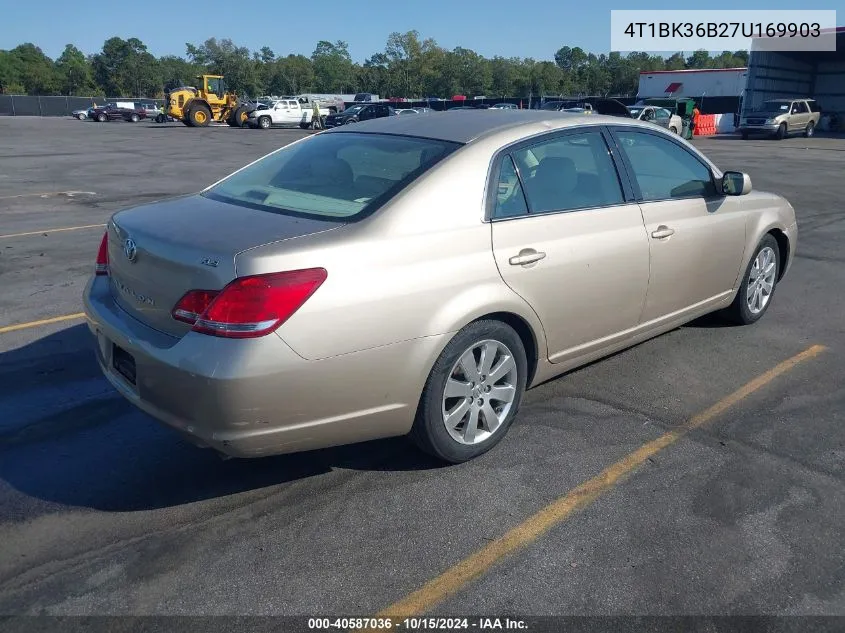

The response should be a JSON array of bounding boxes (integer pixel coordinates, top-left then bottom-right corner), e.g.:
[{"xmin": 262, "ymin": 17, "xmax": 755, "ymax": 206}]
[
  {"xmin": 651, "ymin": 226, "xmax": 675, "ymax": 239},
  {"xmin": 509, "ymin": 249, "xmax": 546, "ymax": 266}
]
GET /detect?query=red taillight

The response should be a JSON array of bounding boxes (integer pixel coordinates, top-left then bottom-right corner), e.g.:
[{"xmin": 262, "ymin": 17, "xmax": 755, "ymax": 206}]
[
  {"xmin": 95, "ymin": 231, "xmax": 109, "ymax": 276},
  {"xmin": 171, "ymin": 289, "xmax": 219, "ymax": 324},
  {"xmin": 171, "ymin": 268, "xmax": 327, "ymax": 339}
]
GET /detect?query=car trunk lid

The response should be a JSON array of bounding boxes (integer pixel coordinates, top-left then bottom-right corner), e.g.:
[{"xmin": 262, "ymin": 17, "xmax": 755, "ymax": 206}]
[{"xmin": 107, "ymin": 193, "xmax": 342, "ymax": 337}]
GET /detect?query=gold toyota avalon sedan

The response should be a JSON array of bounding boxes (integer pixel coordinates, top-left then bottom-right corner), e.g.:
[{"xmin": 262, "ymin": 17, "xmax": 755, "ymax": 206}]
[{"xmin": 83, "ymin": 110, "xmax": 797, "ymax": 463}]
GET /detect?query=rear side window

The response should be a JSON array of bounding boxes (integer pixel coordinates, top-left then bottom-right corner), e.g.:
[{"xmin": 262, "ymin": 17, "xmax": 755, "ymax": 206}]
[
  {"xmin": 493, "ymin": 156, "xmax": 529, "ymax": 219},
  {"xmin": 203, "ymin": 132, "xmax": 461, "ymax": 220},
  {"xmin": 511, "ymin": 131, "xmax": 624, "ymax": 213}
]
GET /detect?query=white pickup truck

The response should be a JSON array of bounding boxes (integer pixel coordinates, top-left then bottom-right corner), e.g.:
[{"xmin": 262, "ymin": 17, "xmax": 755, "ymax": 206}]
[{"xmin": 246, "ymin": 99, "xmax": 332, "ymax": 129}]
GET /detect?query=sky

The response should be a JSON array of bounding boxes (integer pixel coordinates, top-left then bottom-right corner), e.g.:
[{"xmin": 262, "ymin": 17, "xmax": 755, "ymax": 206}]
[{"xmin": 1, "ymin": 0, "xmax": 841, "ymax": 61}]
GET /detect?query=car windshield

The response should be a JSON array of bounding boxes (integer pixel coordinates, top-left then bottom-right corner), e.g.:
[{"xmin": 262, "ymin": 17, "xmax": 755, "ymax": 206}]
[
  {"xmin": 760, "ymin": 101, "xmax": 791, "ymax": 112},
  {"xmin": 203, "ymin": 132, "xmax": 461, "ymax": 221}
]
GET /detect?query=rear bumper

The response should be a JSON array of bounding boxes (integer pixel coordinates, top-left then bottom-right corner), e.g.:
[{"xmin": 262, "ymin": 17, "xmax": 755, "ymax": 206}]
[{"xmin": 83, "ymin": 275, "xmax": 446, "ymax": 458}]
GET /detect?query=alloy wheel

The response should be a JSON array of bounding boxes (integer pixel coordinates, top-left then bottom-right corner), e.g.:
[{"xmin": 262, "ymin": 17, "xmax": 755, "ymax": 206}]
[
  {"xmin": 747, "ymin": 246, "xmax": 777, "ymax": 314},
  {"xmin": 441, "ymin": 339, "xmax": 518, "ymax": 445}
]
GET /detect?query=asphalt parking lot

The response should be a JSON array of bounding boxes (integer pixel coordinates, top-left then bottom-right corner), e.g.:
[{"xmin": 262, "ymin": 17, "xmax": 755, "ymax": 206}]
[{"xmin": 1, "ymin": 116, "xmax": 844, "ymax": 618}]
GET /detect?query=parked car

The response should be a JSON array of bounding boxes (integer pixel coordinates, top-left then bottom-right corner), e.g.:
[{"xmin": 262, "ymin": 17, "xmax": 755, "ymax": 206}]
[
  {"xmin": 322, "ymin": 103, "xmax": 396, "ymax": 127},
  {"xmin": 627, "ymin": 105, "xmax": 683, "ymax": 135},
  {"xmin": 90, "ymin": 103, "xmax": 147, "ymax": 122},
  {"xmin": 738, "ymin": 98, "xmax": 821, "ymax": 140},
  {"xmin": 83, "ymin": 111, "xmax": 797, "ymax": 464},
  {"xmin": 490, "ymin": 103, "xmax": 518, "ymax": 110},
  {"xmin": 247, "ymin": 99, "xmax": 332, "ymax": 129},
  {"xmin": 137, "ymin": 100, "xmax": 162, "ymax": 119},
  {"xmin": 541, "ymin": 101, "xmax": 594, "ymax": 113},
  {"xmin": 72, "ymin": 107, "xmax": 95, "ymax": 120},
  {"xmin": 395, "ymin": 108, "xmax": 419, "ymax": 115}
]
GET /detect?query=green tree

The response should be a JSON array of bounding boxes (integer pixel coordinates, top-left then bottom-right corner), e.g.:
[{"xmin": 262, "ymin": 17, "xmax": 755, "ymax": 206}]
[
  {"xmin": 0, "ymin": 50, "xmax": 24, "ymax": 93},
  {"xmin": 10, "ymin": 43, "xmax": 59, "ymax": 94},
  {"xmin": 186, "ymin": 38, "xmax": 260, "ymax": 96},
  {"xmin": 55, "ymin": 44, "xmax": 95, "ymax": 95},
  {"xmin": 311, "ymin": 40, "xmax": 355, "ymax": 92}
]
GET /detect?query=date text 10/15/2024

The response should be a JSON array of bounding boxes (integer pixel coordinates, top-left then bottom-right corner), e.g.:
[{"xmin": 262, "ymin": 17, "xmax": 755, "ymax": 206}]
[{"xmin": 307, "ymin": 617, "xmax": 528, "ymax": 630}]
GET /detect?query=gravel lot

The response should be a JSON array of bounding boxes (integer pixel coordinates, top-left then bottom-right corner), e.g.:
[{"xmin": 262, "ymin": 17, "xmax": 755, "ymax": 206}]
[{"xmin": 0, "ymin": 117, "xmax": 843, "ymax": 618}]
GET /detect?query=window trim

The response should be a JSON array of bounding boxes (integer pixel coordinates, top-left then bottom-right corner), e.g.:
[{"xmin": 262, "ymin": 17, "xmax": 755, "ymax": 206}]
[
  {"xmin": 606, "ymin": 125, "xmax": 724, "ymax": 204},
  {"xmin": 484, "ymin": 125, "xmax": 634, "ymax": 222}
]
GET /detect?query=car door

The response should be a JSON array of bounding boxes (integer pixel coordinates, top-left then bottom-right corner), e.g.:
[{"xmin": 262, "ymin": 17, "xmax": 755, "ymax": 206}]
[
  {"xmin": 490, "ymin": 128, "xmax": 651, "ymax": 363},
  {"xmin": 654, "ymin": 108, "xmax": 672, "ymax": 130},
  {"xmin": 608, "ymin": 126, "xmax": 748, "ymax": 323},
  {"xmin": 790, "ymin": 100, "xmax": 809, "ymax": 133}
]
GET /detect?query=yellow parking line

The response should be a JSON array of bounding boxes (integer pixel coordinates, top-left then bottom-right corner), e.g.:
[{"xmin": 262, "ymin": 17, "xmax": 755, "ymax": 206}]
[
  {"xmin": 374, "ymin": 344, "xmax": 827, "ymax": 620},
  {"xmin": 0, "ymin": 313, "xmax": 86, "ymax": 334},
  {"xmin": 0, "ymin": 224, "xmax": 106, "ymax": 239}
]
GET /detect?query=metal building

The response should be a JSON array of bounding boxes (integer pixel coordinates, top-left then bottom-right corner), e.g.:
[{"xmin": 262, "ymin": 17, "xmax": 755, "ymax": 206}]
[
  {"xmin": 638, "ymin": 68, "xmax": 749, "ymax": 99},
  {"xmin": 744, "ymin": 27, "xmax": 845, "ymax": 125}
]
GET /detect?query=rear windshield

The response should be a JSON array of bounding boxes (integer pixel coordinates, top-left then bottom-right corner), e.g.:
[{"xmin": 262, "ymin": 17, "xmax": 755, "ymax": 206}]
[{"xmin": 203, "ymin": 132, "xmax": 461, "ymax": 221}]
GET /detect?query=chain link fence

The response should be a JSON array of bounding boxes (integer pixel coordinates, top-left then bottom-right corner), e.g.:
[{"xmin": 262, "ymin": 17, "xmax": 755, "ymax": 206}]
[{"xmin": 0, "ymin": 95, "xmax": 165, "ymax": 117}]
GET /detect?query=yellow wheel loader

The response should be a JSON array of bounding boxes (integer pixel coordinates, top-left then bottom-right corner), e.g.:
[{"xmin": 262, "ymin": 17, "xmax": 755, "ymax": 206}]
[{"xmin": 164, "ymin": 75, "xmax": 251, "ymax": 128}]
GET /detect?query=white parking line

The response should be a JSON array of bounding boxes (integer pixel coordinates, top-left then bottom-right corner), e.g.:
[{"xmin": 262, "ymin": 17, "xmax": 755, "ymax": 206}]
[{"xmin": 0, "ymin": 191, "xmax": 97, "ymax": 200}]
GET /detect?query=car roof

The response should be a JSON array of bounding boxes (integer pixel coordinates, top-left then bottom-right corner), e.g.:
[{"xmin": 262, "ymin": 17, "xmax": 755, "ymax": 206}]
[{"xmin": 324, "ymin": 110, "xmax": 635, "ymax": 144}]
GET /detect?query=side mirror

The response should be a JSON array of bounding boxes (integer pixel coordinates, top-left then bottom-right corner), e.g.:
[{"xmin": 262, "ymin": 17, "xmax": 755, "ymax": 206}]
[{"xmin": 722, "ymin": 171, "xmax": 752, "ymax": 196}]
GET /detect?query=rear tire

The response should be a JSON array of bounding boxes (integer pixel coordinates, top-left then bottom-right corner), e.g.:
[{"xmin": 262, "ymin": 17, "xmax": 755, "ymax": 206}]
[
  {"xmin": 97, "ymin": 113, "xmax": 107, "ymax": 122},
  {"xmin": 741, "ymin": 131, "xmax": 749, "ymax": 140},
  {"xmin": 410, "ymin": 319, "xmax": 528, "ymax": 464},
  {"xmin": 130, "ymin": 113, "xmax": 140, "ymax": 122},
  {"xmin": 155, "ymin": 113, "xmax": 165, "ymax": 123},
  {"xmin": 77, "ymin": 113, "xmax": 86, "ymax": 120},
  {"xmin": 669, "ymin": 126, "xmax": 678, "ymax": 135},
  {"xmin": 804, "ymin": 121, "xmax": 815, "ymax": 138},
  {"xmin": 723, "ymin": 234, "xmax": 780, "ymax": 326}
]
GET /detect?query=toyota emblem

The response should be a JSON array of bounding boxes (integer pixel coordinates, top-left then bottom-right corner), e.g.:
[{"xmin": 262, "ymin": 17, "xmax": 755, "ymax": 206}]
[{"xmin": 123, "ymin": 238, "xmax": 138, "ymax": 262}]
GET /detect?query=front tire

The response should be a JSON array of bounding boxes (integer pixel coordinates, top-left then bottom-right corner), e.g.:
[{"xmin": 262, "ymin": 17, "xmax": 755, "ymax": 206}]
[
  {"xmin": 723, "ymin": 234, "xmax": 780, "ymax": 325},
  {"xmin": 228, "ymin": 105, "xmax": 249, "ymax": 127},
  {"xmin": 188, "ymin": 104, "xmax": 211, "ymax": 127},
  {"xmin": 410, "ymin": 320, "xmax": 528, "ymax": 463},
  {"xmin": 97, "ymin": 113, "xmax": 107, "ymax": 122},
  {"xmin": 741, "ymin": 131, "xmax": 749, "ymax": 140},
  {"xmin": 130, "ymin": 113, "xmax": 140, "ymax": 122},
  {"xmin": 775, "ymin": 123, "xmax": 787, "ymax": 140},
  {"xmin": 258, "ymin": 116, "xmax": 271, "ymax": 129},
  {"xmin": 77, "ymin": 113, "xmax": 86, "ymax": 120}
]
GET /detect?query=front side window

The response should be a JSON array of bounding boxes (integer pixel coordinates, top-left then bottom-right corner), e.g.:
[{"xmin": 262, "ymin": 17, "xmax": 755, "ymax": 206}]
[
  {"xmin": 615, "ymin": 129, "xmax": 717, "ymax": 201},
  {"xmin": 510, "ymin": 131, "xmax": 624, "ymax": 214},
  {"xmin": 203, "ymin": 132, "xmax": 460, "ymax": 221}
]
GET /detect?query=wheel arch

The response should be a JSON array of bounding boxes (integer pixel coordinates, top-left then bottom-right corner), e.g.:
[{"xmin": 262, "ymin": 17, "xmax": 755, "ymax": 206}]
[
  {"xmin": 767, "ymin": 228, "xmax": 790, "ymax": 281},
  {"xmin": 472, "ymin": 311, "xmax": 540, "ymax": 388}
]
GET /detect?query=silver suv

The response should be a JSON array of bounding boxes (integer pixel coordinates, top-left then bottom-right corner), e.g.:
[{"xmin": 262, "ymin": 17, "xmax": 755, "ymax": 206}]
[{"xmin": 739, "ymin": 98, "xmax": 821, "ymax": 140}]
